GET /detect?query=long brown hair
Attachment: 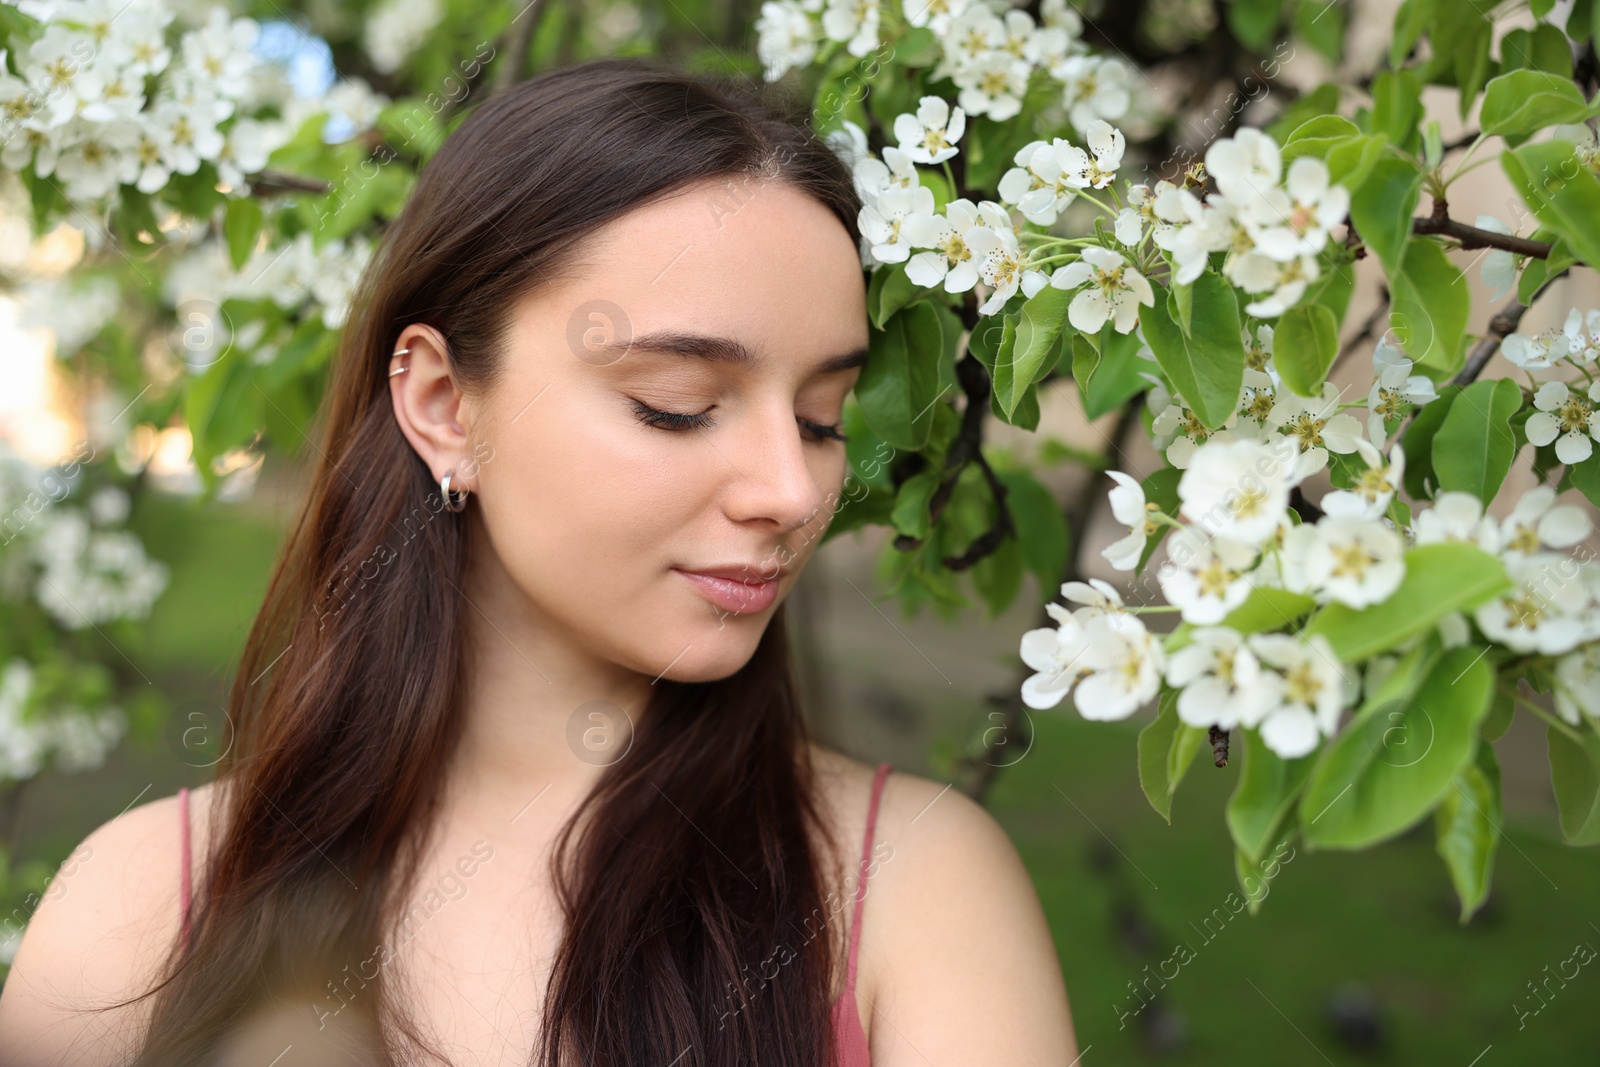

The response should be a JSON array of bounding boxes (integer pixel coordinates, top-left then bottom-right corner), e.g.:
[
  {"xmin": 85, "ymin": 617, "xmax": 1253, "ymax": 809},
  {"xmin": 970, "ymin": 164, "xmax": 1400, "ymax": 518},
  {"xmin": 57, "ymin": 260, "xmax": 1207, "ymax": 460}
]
[{"xmin": 117, "ymin": 56, "xmax": 866, "ymax": 1066}]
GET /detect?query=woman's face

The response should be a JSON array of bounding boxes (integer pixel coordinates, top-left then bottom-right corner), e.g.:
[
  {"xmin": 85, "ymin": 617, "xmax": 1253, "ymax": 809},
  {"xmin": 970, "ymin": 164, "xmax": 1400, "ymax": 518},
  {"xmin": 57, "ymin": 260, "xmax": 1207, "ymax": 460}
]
[{"xmin": 454, "ymin": 177, "xmax": 868, "ymax": 683}]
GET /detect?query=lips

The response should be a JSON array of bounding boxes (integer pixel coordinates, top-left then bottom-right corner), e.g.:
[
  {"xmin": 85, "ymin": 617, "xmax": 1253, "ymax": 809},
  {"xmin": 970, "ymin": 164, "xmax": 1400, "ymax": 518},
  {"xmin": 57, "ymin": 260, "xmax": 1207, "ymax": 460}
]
[{"xmin": 674, "ymin": 566, "xmax": 783, "ymax": 615}]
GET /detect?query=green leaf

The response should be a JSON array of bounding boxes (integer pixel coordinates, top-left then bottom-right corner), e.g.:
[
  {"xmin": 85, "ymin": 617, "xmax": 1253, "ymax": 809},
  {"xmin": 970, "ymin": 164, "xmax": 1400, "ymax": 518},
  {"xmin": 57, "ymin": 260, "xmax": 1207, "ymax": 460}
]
[
  {"xmin": 1293, "ymin": 0, "xmax": 1345, "ymax": 62},
  {"xmin": 1272, "ymin": 303, "xmax": 1339, "ymax": 397},
  {"xmin": 223, "ymin": 198, "xmax": 264, "ymax": 271},
  {"xmin": 1435, "ymin": 741, "xmax": 1501, "ymax": 923},
  {"xmin": 1369, "ymin": 69, "xmax": 1422, "ymax": 150},
  {"xmin": 868, "ymin": 263, "xmax": 920, "ymax": 330},
  {"xmin": 857, "ymin": 301, "xmax": 945, "ymax": 449},
  {"xmin": 1400, "ymin": 385, "xmax": 1458, "ymax": 498},
  {"xmin": 1071, "ymin": 326, "xmax": 1157, "ymax": 419},
  {"xmin": 1135, "ymin": 467, "xmax": 1181, "ymax": 572},
  {"xmin": 1300, "ymin": 645, "xmax": 1495, "ymax": 850},
  {"xmin": 997, "ymin": 468, "xmax": 1069, "ymax": 600},
  {"xmin": 1480, "ymin": 69, "xmax": 1600, "ymax": 140},
  {"xmin": 1228, "ymin": 728, "xmax": 1315, "ymax": 864},
  {"xmin": 889, "ymin": 468, "xmax": 940, "ymax": 540},
  {"xmin": 1499, "ymin": 24, "xmax": 1575, "ymax": 77},
  {"xmin": 1390, "ymin": 237, "xmax": 1470, "ymax": 373},
  {"xmin": 1282, "ymin": 115, "xmax": 1362, "ymax": 163},
  {"xmin": 1265, "ymin": 83, "xmax": 1341, "ymax": 144},
  {"xmin": 1171, "ymin": 277, "xmax": 1193, "ymax": 335},
  {"xmin": 1389, "ymin": 0, "xmax": 1432, "ymax": 68},
  {"xmin": 894, "ymin": 26, "xmax": 941, "ymax": 65},
  {"xmin": 1221, "ymin": 586, "xmax": 1317, "ymax": 635},
  {"xmin": 1430, "ymin": 378, "xmax": 1524, "ymax": 504},
  {"xmin": 998, "ymin": 287, "xmax": 1073, "ymax": 419},
  {"xmin": 1138, "ymin": 689, "xmax": 1207, "ymax": 824},
  {"xmin": 1302, "ymin": 543, "xmax": 1511, "ymax": 661},
  {"xmin": 1547, "ymin": 724, "xmax": 1600, "ymax": 845},
  {"xmin": 1502, "ymin": 140, "xmax": 1600, "ymax": 275},
  {"xmin": 1140, "ymin": 275, "xmax": 1245, "ymax": 431},
  {"xmin": 1305, "ymin": 258, "xmax": 1357, "ymax": 325},
  {"xmin": 1349, "ymin": 157, "xmax": 1422, "ymax": 276},
  {"xmin": 1226, "ymin": 0, "xmax": 1288, "ymax": 49},
  {"xmin": 1569, "ymin": 452, "xmax": 1600, "ymax": 508},
  {"xmin": 1325, "ymin": 133, "xmax": 1388, "ymax": 193}
]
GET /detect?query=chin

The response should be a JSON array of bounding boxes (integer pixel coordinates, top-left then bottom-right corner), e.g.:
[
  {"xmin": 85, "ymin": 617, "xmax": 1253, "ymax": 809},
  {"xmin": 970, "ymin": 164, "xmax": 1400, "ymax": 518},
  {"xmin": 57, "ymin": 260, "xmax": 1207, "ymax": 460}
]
[{"xmin": 648, "ymin": 628, "xmax": 766, "ymax": 684}]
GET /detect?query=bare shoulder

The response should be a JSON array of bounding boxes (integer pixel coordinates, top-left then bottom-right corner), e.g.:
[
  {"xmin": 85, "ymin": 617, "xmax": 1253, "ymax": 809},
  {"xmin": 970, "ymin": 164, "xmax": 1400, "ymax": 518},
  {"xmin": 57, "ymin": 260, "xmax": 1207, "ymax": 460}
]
[
  {"xmin": 847, "ymin": 763, "xmax": 1080, "ymax": 1065},
  {"xmin": 0, "ymin": 781, "xmax": 219, "ymax": 1067}
]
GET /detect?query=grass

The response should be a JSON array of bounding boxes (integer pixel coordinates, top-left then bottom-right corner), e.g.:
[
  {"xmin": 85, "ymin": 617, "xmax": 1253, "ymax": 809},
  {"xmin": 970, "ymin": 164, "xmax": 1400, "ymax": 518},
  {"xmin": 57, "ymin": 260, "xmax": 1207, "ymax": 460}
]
[{"xmin": 986, "ymin": 707, "xmax": 1600, "ymax": 1065}]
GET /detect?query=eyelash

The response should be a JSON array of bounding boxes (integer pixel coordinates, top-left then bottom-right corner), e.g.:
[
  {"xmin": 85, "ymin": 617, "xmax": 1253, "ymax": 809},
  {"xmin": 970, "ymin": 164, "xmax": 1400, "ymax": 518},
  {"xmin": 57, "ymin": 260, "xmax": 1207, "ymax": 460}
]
[{"xmin": 630, "ymin": 400, "xmax": 849, "ymax": 443}]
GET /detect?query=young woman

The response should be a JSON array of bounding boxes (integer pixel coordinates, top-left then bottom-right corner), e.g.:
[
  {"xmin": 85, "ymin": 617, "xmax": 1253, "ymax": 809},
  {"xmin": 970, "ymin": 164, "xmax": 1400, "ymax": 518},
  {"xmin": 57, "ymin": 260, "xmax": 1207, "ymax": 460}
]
[{"xmin": 0, "ymin": 57, "xmax": 1076, "ymax": 1066}]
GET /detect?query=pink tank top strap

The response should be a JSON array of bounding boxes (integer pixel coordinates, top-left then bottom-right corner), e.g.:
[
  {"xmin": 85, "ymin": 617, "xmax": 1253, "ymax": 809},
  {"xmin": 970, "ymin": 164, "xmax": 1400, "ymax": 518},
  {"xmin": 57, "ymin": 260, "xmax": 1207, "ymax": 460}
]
[
  {"xmin": 845, "ymin": 761, "xmax": 892, "ymax": 994},
  {"xmin": 178, "ymin": 785, "xmax": 192, "ymax": 954}
]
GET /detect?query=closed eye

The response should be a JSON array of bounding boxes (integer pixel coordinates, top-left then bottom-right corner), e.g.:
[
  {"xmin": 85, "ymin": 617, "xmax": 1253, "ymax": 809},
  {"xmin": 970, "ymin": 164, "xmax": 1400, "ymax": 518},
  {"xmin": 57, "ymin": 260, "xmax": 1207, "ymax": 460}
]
[{"xmin": 630, "ymin": 400, "xmax": 849, "ymax": 443}]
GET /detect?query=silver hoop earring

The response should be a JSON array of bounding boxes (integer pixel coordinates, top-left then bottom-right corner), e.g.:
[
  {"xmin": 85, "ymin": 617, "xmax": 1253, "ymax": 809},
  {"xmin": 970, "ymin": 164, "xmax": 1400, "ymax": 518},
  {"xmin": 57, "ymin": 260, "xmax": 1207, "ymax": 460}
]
[
  {"xmin": 389, "ymin": 346, "xmax": 411, "ymax": 377},
  {"xmin": 440, "ymin": 468, "xmax": 469, "ymax": 512}
]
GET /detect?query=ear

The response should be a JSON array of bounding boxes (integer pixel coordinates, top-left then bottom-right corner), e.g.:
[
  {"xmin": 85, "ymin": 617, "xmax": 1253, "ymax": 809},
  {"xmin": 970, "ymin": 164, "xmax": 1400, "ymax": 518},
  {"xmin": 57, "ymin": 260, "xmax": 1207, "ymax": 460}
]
[{"xmin": 388, "ymin": 324, "xmax": 481, "ymax": 493}]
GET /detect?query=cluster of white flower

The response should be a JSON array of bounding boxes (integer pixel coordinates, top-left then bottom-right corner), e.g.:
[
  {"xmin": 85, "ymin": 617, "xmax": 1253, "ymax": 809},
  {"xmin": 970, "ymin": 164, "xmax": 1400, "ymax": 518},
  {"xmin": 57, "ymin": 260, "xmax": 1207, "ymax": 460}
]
[
  {"xmin": 833, "ymin": 98, "xmax": 1150, "ymax": 321},
  {"xmin": 3, "ymin": 3, "xmax": 279, "ymax": 209},
  {"xmin": 1, "ymin": 0, "xmax": 389, "ymax": 248},
  {"xmin": 1147, "ymin": 334, "xmax": 1434, "ymax": 475},
  {"xmin": 1406, "ymin": 486, "xmax": 1600, "ymax": 692},
  {"xmin": 363, "ymin": 0, "xmax": 443, "ymax": 75},
  {"xmin": 28, "ymin": 500, "xmax": 169, "ymax": 628},
  {"xmin": 1147, "ymin": 128, "xmax": 1349, "ymax": 317},
  {"xmin": 163, "ymin": 226, "xmax": 375, "ymax": 337},
  {"xmin": 1024, "ymin": 413, "xmax": 1600, "ymax": 759},
  {"xmin": 759, "ymin": 0, "xmax": 1135, "ymax": 131},
  {"xmin": 0, "ymin": 658, "xmax": 127, "ymax": 783},
  {"xmin": 1490, "ymin": 305, "xmax": 1600, "ymax": 465}
]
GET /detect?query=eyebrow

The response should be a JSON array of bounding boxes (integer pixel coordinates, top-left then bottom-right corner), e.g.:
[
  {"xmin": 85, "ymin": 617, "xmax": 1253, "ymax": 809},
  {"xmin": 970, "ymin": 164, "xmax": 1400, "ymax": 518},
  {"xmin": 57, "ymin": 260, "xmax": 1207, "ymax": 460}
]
[{"xmin": 593, "ymin": 330, "xmax": 869, "ymax": 375}]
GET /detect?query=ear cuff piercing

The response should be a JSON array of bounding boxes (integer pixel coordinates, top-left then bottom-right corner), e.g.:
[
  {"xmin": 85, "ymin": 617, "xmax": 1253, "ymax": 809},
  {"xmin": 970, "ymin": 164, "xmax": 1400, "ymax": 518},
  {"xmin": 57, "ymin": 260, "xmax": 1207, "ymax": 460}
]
[{"xmin": 389, "ymin": 345, "xmax": 411, "ymax": 376}]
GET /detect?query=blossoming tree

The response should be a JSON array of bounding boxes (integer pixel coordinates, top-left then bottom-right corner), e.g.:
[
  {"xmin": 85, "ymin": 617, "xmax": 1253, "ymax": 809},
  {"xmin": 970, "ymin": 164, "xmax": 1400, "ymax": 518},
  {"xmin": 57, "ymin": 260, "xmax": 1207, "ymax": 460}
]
[{"xmin": 759, "ymin": 0, "xmax": 1600, "ymax": 921}]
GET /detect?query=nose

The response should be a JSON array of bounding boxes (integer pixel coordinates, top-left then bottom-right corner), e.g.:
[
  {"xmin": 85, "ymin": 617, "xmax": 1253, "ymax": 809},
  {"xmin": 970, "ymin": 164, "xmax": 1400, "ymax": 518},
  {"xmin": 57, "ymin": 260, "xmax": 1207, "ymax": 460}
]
[{"xmin": 720, "ymin": 402, "xmax": 831, "ymax": 536}]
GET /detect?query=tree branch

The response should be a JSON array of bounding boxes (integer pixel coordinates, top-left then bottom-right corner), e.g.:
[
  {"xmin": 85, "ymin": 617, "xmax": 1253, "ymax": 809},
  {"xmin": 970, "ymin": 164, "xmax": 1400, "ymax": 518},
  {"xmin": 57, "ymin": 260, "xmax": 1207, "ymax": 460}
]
[{"xmin": 1413, "ymin": 198, "xmax": 1553, "ymax": 258}]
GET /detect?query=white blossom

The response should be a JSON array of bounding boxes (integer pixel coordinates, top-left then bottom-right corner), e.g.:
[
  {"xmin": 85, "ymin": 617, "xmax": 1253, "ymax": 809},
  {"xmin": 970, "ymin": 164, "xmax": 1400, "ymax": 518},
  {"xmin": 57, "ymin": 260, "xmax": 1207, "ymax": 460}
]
[
  {"xmin": 894, "ymin": 95, "xmax": 966, "ymax": 164},
  {"xmin": 1266, "ymin": 380, "xmax": 1363, "ymax": 479},
  {"xmin": 1165, "ymin": 626, "xmax": 1276, "ymax": 730},
  {"xmin": 1047, "ymin": 245, "xmax": 1153, "ymax": 334},
  {"xmin": 1473, "ymin": 215, "xmax": 1519, "ymax": 301},
  {"xmin": 859, "ymin": 182, "xmax": 936, "ymax": 265},
  {"xmin": 1561, "ymin": 307, "xmax": 1600, "ymax": 366},
  {"xmin": 1102, "ymin": 470, "xmax": 1152, "ymax": 571},
  {"xmin": 363, "ymin": 0, "xmax": 443, "ymax": 75},
  {"xmin": 1411, "ymin": 492, "xmax": 1501, "ymax": 553},
  {"xmin": 1177, "ymin": 436, "xmax": 1302, "ymax": 546},
  {"xmin": 1157, "ymin": 526, "xmax": 1258, "ymax": 624},
  {"xmin": 904, "ymin": 198, "xmax": 994, "ymax": 293},
  {"xmin": 1321, "ymin": 439, "xmax": 1403, "ymax": 521},
  {"xmin": 1302, "ymin": 514, "xmax": 1406, "ymax": 608},
  {"xmin": 1474, "ymin": 552, "xmax": 1594, "ymax": 655},
  {"xmin": 1502, "ymin": 326, "xmax": 1570, "ymax": 370},
  {"xmin": 1056, "ymin": 54, "xmax": 1131, "ymax": 130},
  {"xmin": 1247, "ymin": 633, "xmax": 1348, "ymax": 758},
  {"xmin": 1554, "ymin": 643, "xmax": 1600, "ymax": 726},
  {"xmin": 968, "ymin": 222, "xmax": 1049, "ymax": 315},
  {"xmin": 1498, "ymin": 486, "xmax": 1591, "ymax": 556},
  {"xmin": 1525, "ymin": 379, "xmax": 1600, "ymax": 464}
]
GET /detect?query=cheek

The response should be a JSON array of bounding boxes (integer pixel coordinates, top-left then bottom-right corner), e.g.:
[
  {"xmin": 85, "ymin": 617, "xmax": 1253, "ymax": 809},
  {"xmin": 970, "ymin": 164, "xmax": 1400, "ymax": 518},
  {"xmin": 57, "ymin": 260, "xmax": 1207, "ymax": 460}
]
[{"xmin": 478, "ymin": 397, "xmax": 707, "ymax": 579}]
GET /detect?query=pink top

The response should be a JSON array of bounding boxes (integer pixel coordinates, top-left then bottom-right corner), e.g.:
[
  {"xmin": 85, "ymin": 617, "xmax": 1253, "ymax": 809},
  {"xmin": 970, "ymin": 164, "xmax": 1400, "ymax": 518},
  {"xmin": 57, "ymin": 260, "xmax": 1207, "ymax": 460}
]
[{"xmin": 177, "ymin": 760, "xmax": 891, "ymax": 1063}]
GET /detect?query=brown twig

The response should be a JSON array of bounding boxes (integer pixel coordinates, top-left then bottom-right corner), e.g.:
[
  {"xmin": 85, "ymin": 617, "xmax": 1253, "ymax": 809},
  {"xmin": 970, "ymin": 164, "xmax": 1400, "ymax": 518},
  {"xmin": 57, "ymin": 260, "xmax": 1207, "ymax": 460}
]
[
  {"xmin": 1413, "ymin": 198, "xmax": 1553, "ymax": 259},
  {"xmin": 249, "ymin": 171, "xmax": 334, "ymax": 197}
]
